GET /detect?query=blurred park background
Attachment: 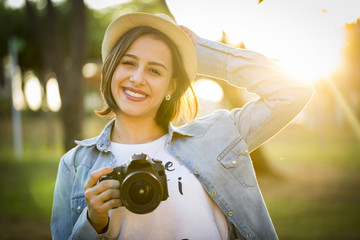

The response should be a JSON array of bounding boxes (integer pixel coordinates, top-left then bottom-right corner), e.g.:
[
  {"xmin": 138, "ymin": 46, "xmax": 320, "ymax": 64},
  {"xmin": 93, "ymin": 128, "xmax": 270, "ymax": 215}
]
[{"xmin": 1, "ymin": 0, "xmax": 360, "ymax": 239}]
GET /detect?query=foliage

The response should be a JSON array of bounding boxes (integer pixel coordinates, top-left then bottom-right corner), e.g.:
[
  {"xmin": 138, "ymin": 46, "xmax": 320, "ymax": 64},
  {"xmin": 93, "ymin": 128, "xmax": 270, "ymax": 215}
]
[
  {"xmin": 333, "ymin": 18, "xmax": 360, "ymax": 120},
  {"xmin": 0, "ymin": 3, "xmax": 40, "ymax": 73}
]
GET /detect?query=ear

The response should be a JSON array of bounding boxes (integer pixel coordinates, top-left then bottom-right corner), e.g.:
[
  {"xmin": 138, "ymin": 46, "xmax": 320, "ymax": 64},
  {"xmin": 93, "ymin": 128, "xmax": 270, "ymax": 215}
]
[{"xmin": 167, "ymin": 78, "xmax": 177, "ymax": 96}]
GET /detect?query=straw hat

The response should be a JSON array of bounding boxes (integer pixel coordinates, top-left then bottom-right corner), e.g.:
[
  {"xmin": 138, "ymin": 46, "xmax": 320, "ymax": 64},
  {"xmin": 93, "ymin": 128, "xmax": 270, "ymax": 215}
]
[{"xmin": 101, "ymin": 12, "xmax": 197, "ymax": 81}]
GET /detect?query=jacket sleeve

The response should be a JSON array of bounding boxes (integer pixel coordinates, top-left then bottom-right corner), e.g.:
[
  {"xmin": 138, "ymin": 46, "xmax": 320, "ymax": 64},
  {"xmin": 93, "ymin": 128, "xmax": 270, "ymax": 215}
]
[
  {"xmin": 51, "ymin": 152, "xmax": 106, "ymax": 240},
  {"xmin": 195, "ymin": 38, "xmax": 313, "ymax": 153}
]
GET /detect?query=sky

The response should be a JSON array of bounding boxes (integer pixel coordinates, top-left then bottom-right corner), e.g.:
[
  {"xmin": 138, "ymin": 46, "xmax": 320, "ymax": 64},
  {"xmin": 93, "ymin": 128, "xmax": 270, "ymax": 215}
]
[{"xmin": 166, "ymin": 0, "xmax": 360, "ymax": 82}]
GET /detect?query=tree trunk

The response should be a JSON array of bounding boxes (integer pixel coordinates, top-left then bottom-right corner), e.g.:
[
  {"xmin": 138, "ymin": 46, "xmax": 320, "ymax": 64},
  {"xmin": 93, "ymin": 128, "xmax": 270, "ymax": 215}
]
[
  {"xmin": 60, "ymin": 0, "xmax": 87, "ymax": 150},
  {"xmin": 26, "ymin": 0, "xmax": 87, "ymax": 151}
]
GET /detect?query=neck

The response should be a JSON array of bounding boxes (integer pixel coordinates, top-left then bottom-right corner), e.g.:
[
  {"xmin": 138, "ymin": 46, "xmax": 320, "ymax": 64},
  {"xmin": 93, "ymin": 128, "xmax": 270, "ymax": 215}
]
[{"xmin": 111, "ymin": 114, "xmax": 167, "ymax": 144}]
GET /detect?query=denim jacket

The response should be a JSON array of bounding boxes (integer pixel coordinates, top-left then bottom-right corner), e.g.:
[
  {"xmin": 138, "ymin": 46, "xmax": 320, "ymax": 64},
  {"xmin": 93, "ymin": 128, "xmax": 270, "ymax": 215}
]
[{"xmin": 51, "ymin": 38, "xmax": 313, "ymax": 240}]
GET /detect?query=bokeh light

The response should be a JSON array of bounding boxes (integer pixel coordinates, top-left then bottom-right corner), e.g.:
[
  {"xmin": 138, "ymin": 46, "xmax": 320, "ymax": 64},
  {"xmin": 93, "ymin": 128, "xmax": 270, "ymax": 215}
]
[
  {"xmin": 11, "ymin": 66, "xmax": 26, "ymax": 111},
  {"xmin": 5, "ymin": 0, "xmax": 24, "ymax": 8},
  {"xmin": 82, "ymin": 62, "xmax": 99, "ymax": 78},
  {"xmin": 46, "ymin": 78, "xmax": 62, "ymax": 112},
  {"xmin": 24, "ymin": 72, "xmax": 43, "ymax": 111},
  {"xmin": 194, "ymin": 79, "xmax": 224, "ymax": 103}
]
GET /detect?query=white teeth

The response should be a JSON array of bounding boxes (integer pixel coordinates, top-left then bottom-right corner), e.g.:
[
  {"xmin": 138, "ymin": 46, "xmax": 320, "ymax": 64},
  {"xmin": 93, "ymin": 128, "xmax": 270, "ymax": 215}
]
[{"xmin": 124, "ymin": 89, "xmax": 146, "ymax": 98}]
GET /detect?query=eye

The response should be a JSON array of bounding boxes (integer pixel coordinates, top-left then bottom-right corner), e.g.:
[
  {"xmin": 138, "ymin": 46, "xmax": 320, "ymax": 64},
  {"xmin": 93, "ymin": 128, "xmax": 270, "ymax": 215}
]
[
  {"xmin": 149, "ymin": 68, "xmax": 161, "ymax": 76},
  {"xmin": 121, "ymin": 60, "xmax": 136, "ymax": 67},
  {"xmin": 120, "ymin": 59, "xmax": 136, "ymax": 67}
]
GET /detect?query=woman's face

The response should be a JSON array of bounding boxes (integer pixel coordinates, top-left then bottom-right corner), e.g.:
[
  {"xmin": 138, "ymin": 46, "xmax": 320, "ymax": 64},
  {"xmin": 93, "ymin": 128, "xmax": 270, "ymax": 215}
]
[{"xmin": 111, "ymin": 34, "xmax": 174, "ymax": 120}]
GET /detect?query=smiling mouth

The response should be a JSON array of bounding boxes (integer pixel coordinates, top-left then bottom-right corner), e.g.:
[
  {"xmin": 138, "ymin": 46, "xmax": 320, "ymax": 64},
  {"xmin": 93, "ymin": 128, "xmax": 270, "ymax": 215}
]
[{"xmin": 124, "ymin": 88, "xmax": 147, "ymax": 99}]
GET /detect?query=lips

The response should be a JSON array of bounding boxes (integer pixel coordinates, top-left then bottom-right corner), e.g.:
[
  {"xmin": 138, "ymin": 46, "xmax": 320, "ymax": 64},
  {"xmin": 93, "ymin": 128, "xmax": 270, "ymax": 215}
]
[{"xmin": 123, "ymin": 87, "xmax": 148, "ymax": 100}]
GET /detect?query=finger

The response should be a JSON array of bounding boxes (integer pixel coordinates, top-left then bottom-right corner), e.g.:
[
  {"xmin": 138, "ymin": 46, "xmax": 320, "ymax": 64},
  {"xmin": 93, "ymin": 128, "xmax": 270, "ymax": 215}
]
[
  {"xmin": 103, "ymin": 188, "xmax": 121, "ymax": 200},
  {"xmin": 102, "ymin": 198, "xmax": 123, "ymax": 210},
  {"xmin": 84, "ymin": 167, "xmax": 113, "ymax": 191},
  {"xmin": 86, "ymin": 187, "xmax": 121, "ymax": 211},
  {"xmin": 97, "ymin": 188, "xmax": 122, "ymax": 206},
  {"xmin": 84, "ymin": 179, "xmax": 120, "ymax": 202},
  {"xmin": 89, "ymin": 198, "xmax": 122, "ymax": 218},
  {"xmin": 178, "ymin": 25, "xmax": 198, "ymax": 46},
  {"xmin": 178, "ymin": 25, "xmax": 191, "ymax": 35}
]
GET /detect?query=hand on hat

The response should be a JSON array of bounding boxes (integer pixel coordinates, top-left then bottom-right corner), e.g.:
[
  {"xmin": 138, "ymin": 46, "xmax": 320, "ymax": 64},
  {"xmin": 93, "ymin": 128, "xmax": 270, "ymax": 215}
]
[{"xmin": 179, "ymin": 25, "xmax": 200, "ymax": 46}]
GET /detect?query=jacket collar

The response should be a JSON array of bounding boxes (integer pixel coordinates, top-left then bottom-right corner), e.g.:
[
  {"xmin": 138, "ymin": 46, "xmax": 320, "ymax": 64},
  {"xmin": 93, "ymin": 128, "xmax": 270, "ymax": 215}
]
[
  {"xmin": 75, "ymin": 119, "xmax": 198, "ymax": 153},
  {"xmin": 75, "ymin": 119, "xmax": 114, "ymax": 152}
]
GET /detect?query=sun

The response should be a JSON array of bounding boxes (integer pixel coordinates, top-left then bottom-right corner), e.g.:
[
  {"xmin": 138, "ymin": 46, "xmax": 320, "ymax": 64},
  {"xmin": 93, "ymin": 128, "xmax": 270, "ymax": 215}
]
[{"xmin": 168, "ymin": 0, "xmax": 360, "ymax": 85}]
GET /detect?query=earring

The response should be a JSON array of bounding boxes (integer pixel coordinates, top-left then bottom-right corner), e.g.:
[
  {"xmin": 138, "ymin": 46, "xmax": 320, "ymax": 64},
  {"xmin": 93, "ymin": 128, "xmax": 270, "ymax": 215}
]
[{"xmin": 165, "ymin": 94, "xmax": 171, "ymax": 101}]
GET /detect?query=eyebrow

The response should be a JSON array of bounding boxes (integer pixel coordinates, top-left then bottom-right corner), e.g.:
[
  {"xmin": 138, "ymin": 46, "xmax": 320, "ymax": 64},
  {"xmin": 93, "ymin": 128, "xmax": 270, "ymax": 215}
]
[{"xmin": 123, "ymin": 53, "xmax": 168, "ymax": 71}]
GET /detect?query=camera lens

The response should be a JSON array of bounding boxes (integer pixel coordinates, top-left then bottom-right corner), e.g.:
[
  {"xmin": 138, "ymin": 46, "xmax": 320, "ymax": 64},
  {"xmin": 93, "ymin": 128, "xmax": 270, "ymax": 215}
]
[
  {"xmin": 129, "ymin": 179, "xmax": 154, "ymax": 205},
  {"xmin": 120, "ymin": 171, "xmax": 163, "ymax": 214}
]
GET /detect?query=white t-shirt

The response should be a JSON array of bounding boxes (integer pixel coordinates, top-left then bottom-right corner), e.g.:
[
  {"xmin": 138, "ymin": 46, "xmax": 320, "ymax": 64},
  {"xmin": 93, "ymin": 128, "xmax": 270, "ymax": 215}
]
[{"xmin": 108, "ymin": 134, "xmax": 228, "ymax": 240}]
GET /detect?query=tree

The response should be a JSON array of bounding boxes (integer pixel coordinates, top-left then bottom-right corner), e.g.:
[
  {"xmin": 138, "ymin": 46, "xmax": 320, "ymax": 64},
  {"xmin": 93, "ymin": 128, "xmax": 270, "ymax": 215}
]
[
  {"xmin": 0, "ymin": 3, "xmax": 35, "ymax": 115},
  {"xmin": 25, "ymin": 0, "xmax": 87, "ymax": 151},
  {"xmin": 339, "ymin": 19, "xmax": 360, "ymax": 119}
]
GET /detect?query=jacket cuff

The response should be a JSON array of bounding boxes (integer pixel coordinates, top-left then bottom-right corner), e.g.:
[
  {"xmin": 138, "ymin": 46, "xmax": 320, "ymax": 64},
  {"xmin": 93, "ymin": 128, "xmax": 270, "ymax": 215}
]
[{"xmin": 72, "ymin": 207, "xmax": 109, "ymax": 240}]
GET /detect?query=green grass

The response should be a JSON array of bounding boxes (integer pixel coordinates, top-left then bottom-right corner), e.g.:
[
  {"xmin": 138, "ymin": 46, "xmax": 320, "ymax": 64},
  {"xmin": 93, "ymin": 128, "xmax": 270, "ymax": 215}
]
[
  {"xmin": 0, "ymin": 161, "xmax": 58, "ymax": 217},
  {"xmin": 0, "ymin": 114, "xmax": 64, "ymax": 239},
  {"xmin": 258, "ymin": 125, "xmax": 360, "ymax": 240},
  {"xmin": 0, "ymin": 114, "xmax": 359, "ymax": 239}
]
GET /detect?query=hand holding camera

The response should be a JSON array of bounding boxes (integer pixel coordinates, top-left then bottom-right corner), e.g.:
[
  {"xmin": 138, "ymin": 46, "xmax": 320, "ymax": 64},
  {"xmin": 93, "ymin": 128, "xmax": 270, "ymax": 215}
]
[
  {"xmin": 83, "ymin": 166, "xmax": 122, "ymax": 233},
  {"xmin": 84, "ymin": 153, "xmax": 169, "ymax": 232},
  {"xmin": 99, "ymin": 153, "xmax": 169, "ymax": 214}
]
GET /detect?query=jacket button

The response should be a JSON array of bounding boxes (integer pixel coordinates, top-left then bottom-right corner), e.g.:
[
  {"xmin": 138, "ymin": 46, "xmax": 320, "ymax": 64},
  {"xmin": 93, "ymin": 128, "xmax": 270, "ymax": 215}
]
[
  {"xmin": 211, "ymin": 191, "xmax": 216, "ymax": 196},
  {"xmin": 194, "ymin": 170, "xmax": 199, "ymax": 175},
  {"xmin": 176, "ymin": 155, "xmax": 180, "ymax": 159},
  {"xmin": 228, "ymin": 211, "xmax": 233, "ymax": 216},
  {"xmin": 246, "ymin": 233, "xmax": 251, "ymax": 238}
]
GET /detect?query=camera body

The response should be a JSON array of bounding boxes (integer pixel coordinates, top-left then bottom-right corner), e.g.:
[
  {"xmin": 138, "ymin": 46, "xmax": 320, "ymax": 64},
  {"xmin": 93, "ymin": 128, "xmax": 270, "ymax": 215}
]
[{"xmin": 99, "ymin": 153, "xmax": 168, "ymax": 214}]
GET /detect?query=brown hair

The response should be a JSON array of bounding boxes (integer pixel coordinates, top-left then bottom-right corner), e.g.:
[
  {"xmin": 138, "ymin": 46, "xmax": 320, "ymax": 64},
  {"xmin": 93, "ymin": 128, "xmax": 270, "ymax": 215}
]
[{"xmin": 96, "ymin": 26, "xmax": 198, "ymax": 128}]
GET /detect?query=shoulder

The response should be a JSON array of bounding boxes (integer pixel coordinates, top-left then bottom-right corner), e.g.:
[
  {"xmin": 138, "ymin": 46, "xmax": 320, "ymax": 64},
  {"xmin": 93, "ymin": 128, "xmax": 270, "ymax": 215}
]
[
  {"xmin": 176, "ymin": 109, "xmax": 234, "ymax": 136},
  {"xmin": 60, "ymin": 119, "xmax": 114, "ymax": 170},
  {"xmin": 193, "ymin": 109, "xmax": 232, "ymax": 126},
  {"xmin": 60, "ymin": 136, "xmax": 99, "ymax": 170}
]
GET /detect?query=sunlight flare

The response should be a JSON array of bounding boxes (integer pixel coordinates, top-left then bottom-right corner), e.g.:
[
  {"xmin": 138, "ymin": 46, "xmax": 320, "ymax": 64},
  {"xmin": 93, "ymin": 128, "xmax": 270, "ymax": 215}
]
[
  {"xmin": 327, "ymin": 79, "xmax": 360, "ymax": 140},
  {"xmin": 168, "ymin": 0, "xmax": 360, "ymax": 83}
]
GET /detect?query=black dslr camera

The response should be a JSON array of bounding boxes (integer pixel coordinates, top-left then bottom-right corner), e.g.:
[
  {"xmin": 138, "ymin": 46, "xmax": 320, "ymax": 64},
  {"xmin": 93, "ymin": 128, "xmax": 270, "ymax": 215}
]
[{"xmin": 99, "ymin": 153, "xmax": 168, "ymax": 214}]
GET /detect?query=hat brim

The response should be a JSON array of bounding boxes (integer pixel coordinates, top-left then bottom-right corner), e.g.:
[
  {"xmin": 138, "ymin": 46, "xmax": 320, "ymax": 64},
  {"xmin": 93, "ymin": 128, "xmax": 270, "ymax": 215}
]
[{"xmin": 101, "ymin": 12, "xmax": 197, "ymax": 81}]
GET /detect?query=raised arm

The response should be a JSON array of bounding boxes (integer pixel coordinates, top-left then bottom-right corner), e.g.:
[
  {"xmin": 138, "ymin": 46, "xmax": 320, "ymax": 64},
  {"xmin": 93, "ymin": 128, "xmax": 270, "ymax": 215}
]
[{"xmin": 192, "ymin": 32, "xmax": 313, "ymax": 152}]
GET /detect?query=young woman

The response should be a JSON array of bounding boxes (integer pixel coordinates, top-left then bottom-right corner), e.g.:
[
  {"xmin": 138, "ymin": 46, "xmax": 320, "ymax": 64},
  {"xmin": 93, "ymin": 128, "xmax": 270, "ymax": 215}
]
[{"xmin": 51, "ymin": 12, "xmax": 313, "ymax": 240}]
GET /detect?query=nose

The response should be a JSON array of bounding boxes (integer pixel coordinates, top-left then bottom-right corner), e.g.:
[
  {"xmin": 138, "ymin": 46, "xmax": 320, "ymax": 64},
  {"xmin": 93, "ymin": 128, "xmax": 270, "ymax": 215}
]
[{"xmin": 129, "ymin": 69, "xmax": 146, "ymax": 86}]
